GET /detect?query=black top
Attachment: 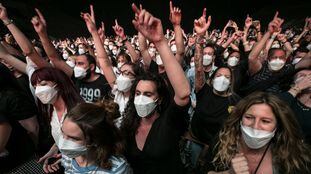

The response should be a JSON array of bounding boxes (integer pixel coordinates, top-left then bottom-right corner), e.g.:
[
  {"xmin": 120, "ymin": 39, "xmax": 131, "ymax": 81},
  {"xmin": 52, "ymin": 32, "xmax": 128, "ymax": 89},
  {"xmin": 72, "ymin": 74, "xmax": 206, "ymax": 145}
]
[
  {"xmin": 278, "ymin": 92, "xmax": 311, "ymax": 145},
  {"xmin": 16, "ymin": 74, "xmax": 35, "ymax": 102},
  {"xmin": 240, "ymin": 62, "xmax": 295, "ymax": 96},
  {"xmin": 75, "ymin": 73, "xmax": 111, "ymax": 103},
  {"xmin": 0, "ymin": 89, "xmax": 36, "ymax": 172},
  {"xmin": 191, "ymin": 84, "xmax": 240, "ymax": 144},
  {"xmin": 125, "ymin": 101, "xmax": 189, "ymax": 174}
]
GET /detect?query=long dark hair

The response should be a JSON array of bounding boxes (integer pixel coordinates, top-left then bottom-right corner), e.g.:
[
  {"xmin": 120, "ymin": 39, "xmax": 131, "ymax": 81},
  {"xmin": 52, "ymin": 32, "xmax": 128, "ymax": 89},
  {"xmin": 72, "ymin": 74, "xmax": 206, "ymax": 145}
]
[
  {"xmin": 65, "ymin": 102, "xmax": 124, "ymax": 170},
  {"xmin": 120, "ymin": 72, "xmax": 170, "ymax": 139},
  {"xmin": 30, "ymin": 67, "xmax": 84, "ymax": 119}
]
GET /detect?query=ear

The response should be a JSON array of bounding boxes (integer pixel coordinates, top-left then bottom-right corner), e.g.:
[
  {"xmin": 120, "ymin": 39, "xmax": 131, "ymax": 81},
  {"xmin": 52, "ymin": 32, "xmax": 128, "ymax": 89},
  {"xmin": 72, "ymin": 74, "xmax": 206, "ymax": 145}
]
[{"xmin": 90, "ymin": 63, "xmax": 95, "ymax": 71}]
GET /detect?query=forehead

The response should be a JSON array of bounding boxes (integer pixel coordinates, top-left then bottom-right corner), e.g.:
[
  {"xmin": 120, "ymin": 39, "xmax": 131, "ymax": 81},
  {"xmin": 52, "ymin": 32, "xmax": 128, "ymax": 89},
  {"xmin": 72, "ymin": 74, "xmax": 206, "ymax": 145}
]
[
  {"xmin": 62, "ymin": 118, "xmax": 84, "ymax": 138},
  {"xmin": 246, "ymin": 103, "xmax": 276, "ymax": 120},
  {"xmin": 296, "ymin": 70, "xmax": 311, "ymax": 76},
  {"xmin": 136, "ymin": 80, "xmax": 157, "ymax": 93},
  {"xmin": 272, "ymin": 49, "xmax": 285, "ymax": 57},
  {"xmin": 203, "ymin": 47, "xmax": 214, "ymax": 53},
  {"xmin": 230, "ymin": 52, "xmax": 240, "ymax": 57},
  {"xmin": 215, "ymin": 68, "xmax": 231, "ymax": 76},
  {"xmin": 120, "ymin": 64, "xmax": 134, "ymax": 73},
  {"xmin": 76, "ymin": 55, "xmax": 88, "ymax": 62}
]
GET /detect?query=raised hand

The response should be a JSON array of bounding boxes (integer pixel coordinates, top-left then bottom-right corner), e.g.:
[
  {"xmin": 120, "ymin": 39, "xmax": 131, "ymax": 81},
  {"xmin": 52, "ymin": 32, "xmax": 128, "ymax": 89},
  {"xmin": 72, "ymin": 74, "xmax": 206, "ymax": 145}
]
[
  {"xmin": 303, "ymin": 17, "xmax": 311, "ymax": 32},
  {"xmin": 194, "ymin": 8, "xmax": 211, "ymax": 36},
  {"xmin": 81, "ymin": 12, "xmax": 97, "ymax": 33},
  {"xmin": 169, "ymin": 1, "xmax": 182, "ymax": 26},
  {"xmin": 0, "ymin": 3, "xmax": 9, "ymax": 21},
  {"xmin": 112, "ymin": 19, "xmax": 126, "ymax": 40},
  {"xmin": 230, "ymin": 153, "xmax": 250, "ymax": 174},
  {"xmin": 31, "ymin": 8, "xmax": 47, "ymax": 34},
  {"xmin": 268, "ymin": 12, "xmax": 284, "ymax": 34},
  {"xmin": 132, "ymin": 3, "xmax": 165, "ymax": 44},
  {"xmin": 244, "ymin": 15, "xmax": 252, "ymax": 29},
  {"xmin": 97, "ymin": 21, "xmax": 105, "ymax": 42}
]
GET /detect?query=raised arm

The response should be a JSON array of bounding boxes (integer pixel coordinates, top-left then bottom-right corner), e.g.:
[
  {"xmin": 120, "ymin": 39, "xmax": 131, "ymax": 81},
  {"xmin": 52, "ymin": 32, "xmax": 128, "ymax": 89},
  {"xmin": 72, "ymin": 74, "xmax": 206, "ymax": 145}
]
[
  {"xmin": 293, "ymin": 17, "xmax": 310, "ymax": 44},
  {"xmin": 242, "ymin": 15, "xmax": 252, "ymax": 52},
  {"xmin": 222, "ymin": 31, "xmax": 241, "ymax": 49},
  {"xmin": 113, "ymin": 19, "xmax": 139, "ymax": 63},
  {"xmin": 169, "ymin": 1, "xmax": 184, "ymax": 64},
  {"xmin": 0, "ymin": 42, "xmax": 26, "ymax": 73},
  {"xmin": 0, "ymin": 4, "xmax": 49, "ymax": 68},
  {"xmin": 138, "ymin": 32, "xmax": 153, "ymax": 69},
  {"xmin": 193, "ymin": 8, "xmax": 210, "ymax": 92},
  {"xmin": 81, "ymin": 11, "xmax": 116, "ymax": 88},
  {"xmin": 277, "ymin": 33, "xmax": 293, "ymax": 57},
  {"xmin": 31, "ymin": 8, "xmax": 73, "ymax": 77},
  {"xmin": 132, "ymin": 4, "xmax": 190, "ymax": 106},
  {"xmin": 248, "ymin": 12, "xmax": 284, "ymax": 75}
]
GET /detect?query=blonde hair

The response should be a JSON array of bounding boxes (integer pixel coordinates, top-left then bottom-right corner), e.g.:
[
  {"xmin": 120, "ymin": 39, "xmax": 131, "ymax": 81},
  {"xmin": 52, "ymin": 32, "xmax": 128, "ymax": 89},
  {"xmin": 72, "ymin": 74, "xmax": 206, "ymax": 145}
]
[{"xmin": 212, "ymin": 92, "xmax": 311, "ymax": 173}]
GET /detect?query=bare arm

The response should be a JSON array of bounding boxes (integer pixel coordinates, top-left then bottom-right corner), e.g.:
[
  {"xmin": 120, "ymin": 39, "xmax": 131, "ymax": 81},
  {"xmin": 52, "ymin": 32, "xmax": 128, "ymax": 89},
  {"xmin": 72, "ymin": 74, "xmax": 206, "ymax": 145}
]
[
  {"xmin": 0, "ymin": 121, "xmax": 11, "ymax": 153},
  {"xmin": 138, "ymin": 32, "xmax": 153, "ymax": 69},
  {"xmin": 0, "ymin": 42, "xmax": 26, "ymax": 73},
  {"xmin": 31, "ymin": 8, "xmax": 73, "ymax": 77},
  {"xmin": 132, "ymin": 4, "xmax": 190, "ymax": 106}
]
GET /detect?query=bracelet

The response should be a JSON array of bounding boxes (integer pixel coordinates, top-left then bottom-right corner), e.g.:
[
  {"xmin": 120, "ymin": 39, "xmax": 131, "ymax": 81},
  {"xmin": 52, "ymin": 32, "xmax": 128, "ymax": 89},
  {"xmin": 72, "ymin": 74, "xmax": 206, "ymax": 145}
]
[{"xmin": 3, "ymin": 19, "xmax": 13, "ymax": 26}]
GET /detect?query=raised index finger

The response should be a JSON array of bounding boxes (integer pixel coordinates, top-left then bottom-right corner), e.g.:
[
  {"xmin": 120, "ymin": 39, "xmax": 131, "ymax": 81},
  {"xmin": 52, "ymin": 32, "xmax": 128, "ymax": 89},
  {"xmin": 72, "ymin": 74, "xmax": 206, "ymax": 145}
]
[
  {"xmin": 115, "ymin": 19, "xmax": 118, "ymax": 26},
  {"xmin": 35, "ymin": 8, "xmax": 45, "ymax": 21},
  {"xmin": 90, "ymin": 4, "xmax": 95, "ymax": 23},
  {"xmin": 273, "ymin": 11, "xmax": 279, "ymax": 20},
  {"xmin": 202, "ymin": 8, "xmax": 207, "ymax": 18},
  {"xmin": 169, "ymin": 1, "xmax": 173, "ymax": 12},
  {"xmin": 132, "ymin": 3, "xmax": 140, "ymax": 15}
]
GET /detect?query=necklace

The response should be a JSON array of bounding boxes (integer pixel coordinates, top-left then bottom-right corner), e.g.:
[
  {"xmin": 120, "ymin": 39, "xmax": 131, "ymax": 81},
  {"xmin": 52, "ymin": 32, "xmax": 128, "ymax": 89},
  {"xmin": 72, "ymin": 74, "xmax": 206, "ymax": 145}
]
[{"xmin": 297, "ymin": 100, "xmax": 310, "ymax": 111}]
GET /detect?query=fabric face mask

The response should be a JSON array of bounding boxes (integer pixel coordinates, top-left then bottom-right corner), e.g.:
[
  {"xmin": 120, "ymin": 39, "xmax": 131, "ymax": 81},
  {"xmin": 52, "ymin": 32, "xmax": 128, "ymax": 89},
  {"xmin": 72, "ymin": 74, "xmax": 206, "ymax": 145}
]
[
  {"xmin": 116, "ymin": 74, "xmax": 134, "ymax": 92},
  {"xmin": 268, "ymin": 58, "xmax": 285, "ymax": 71},
  {"xmin": 35, "ymin": 85, "xmax": 58, "ymax": 104},
  {"xmin": 58, "ymin": 136, "xmax": 87, "ymax": 158},
  {"xmin": 156, "ymin": 54, "xmax": 163, "ymax": 65},
  {"xmin": 203, "ymin": 54, "xmax": 213, "ymax": 66},
  {"xmin": 134, "ymin": 95, "xmax": 158, "ymax": 118},
  {"xmin": 213, "ymin": 76, "xmax": 230, "ymax": 92},
  {"xmin": 78, "ymin": 48, "xmax": 85, "ymax": 55},
  {"xmin": 227, "ymin": 56, "xmax": 239, "ymax": 67},
  {"xmin": 66, "ymin": 60, "xmax": 75, "ymax": 68},
  {"xmin": 292, "ymin": 57, "xmax": 302, "ymax": 65},
  {"xmin": 74, "ymin": 66, "xmax": 87, "ymax": 79},
  {"xmin": 241, "ymin": 124, "xmax": 276, "ymax": 149}
]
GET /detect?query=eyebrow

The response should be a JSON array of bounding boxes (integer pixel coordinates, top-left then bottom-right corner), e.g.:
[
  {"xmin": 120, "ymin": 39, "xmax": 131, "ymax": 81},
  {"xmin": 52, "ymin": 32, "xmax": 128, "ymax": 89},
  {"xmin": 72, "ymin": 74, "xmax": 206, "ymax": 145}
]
[{"xmin": 61, "ymin": 127, "xmax": 82, "ymax": 140}]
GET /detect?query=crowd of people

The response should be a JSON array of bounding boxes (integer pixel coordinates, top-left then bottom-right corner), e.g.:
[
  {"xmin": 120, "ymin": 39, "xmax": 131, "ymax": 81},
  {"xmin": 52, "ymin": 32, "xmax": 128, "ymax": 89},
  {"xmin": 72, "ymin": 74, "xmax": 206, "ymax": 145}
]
[{"xmin": 0, "ymin": 1, "xmax": 310, "ymax": 174}]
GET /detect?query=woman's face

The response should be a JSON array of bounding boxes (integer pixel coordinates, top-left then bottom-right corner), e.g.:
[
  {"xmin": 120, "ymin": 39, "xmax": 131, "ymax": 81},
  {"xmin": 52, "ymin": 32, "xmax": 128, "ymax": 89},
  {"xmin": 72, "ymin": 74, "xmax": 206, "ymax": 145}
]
[
  {"xmin": 242, "ymin": 103, "xmax": 277, "ymax": 132},
  {"xmin": 119, "ymin": 64, "xmax": 135, "ymax": 79},
  {"xmin": 61, "ymin": 118, "xmax": 85, "ymax": 146},
  {"xmin": 35, "ymin": 80, "xmax": 56, "ymax": 88},
  {"xmin": 214, "ymin": 68, "xmax": 231, "ymax": 81},
  {"xmin": 135, "ymin": 80, "xmax": 159, "ymax": 101}
]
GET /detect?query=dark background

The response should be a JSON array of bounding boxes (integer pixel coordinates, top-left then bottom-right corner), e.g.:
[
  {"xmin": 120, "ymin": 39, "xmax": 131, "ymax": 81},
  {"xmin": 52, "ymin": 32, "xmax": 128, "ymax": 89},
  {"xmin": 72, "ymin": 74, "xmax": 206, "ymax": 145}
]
[{"xmin": 0, "ymin": 0, "xmax": 310, "ymax": 39}]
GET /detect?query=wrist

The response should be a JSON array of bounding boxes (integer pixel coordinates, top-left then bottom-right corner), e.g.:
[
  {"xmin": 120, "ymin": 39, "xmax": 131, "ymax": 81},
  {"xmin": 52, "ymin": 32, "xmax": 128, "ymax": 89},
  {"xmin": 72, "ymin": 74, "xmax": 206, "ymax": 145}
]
[
  {"xmin": 154, "ymin": 38, "xmax": 167, "ymax": 48},
  {"xmin": 3, "ymin": 19, "xmax": 13, "ymax": 26},
  {"xmin": 292, "ymin": 85, "xmax": 301, "ymax": 94}
]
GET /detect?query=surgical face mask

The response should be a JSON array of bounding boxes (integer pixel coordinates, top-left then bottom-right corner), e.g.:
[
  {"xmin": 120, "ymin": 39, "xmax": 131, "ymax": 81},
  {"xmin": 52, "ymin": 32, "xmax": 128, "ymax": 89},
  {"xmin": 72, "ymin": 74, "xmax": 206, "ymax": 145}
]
[
  {"xmin": 170, "ymin": 44, "xmax": 177, "ymax": 53},
  {"xmin": 203, "ymin": 54, "xmax": 213, "ymax": 66},
  {"xmin": 268, "ymin": 58, "xmax": 285, "ymax": 71},
  {"xmin": 116, "ymin": 74, "xmax": 134, "ymax": 92},
  {"xmin": 62, "ymin": 53, "xmax": 69, "ymax": 60},
  {"xmin": 190, "ymin": 62, "xmax": 195, "ymax": 68},
  {"xmin": 213, "ymin": 75, "xmax": 230, "ymax": 92},
  {"xmin": 156, "ymin": 54, "xmax": 163, "ymax": 65},
  {"xmin": 117, "ymin": 62, "xmax": 124, "ymax": 69},
  {"xmin": 58, "ymin": 136, "xmax": 87, "ymax": 158},
  {"xmin": 35, "ymin": 85, "xmax": 58, "ymax": 104},
  {"xmin": 134, "ymin": 95, "xmax": 157, "ymax": 118},
  {"xmin": 74, "ymin": 66, "xmax": 87, "ymax": 79},
  {"xmin": 241, "ymin": 124, "xmax": 276, "ymax": 149},
  {"xmin": 271, "ymin": 43, "xmax": 280, "ymax": 49},
  {"xmin": 66, "ymin": 60, "xmax": 75, "ymax": 68},
  {"xmin": 292, "ymin": 57, "xmax": 302, "ymax": 65},
  {"xmin": 227, "ymin": 56, "xmax": 239, "ymax": 67},
  {"xmin": 78, "ymin": 48, "xmax": 85, "ymax": 55},
  {"xmin": 112, "ymin": 49, "xmax": 118, "ymax": 56}
]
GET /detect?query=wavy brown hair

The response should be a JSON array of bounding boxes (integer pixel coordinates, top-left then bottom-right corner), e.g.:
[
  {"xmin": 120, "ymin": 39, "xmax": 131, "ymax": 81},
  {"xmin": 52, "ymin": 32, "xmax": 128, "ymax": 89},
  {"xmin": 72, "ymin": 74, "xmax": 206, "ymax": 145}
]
[
  {"xmin": 212, "ymin": 92, "xmax": 311, "ymax": 173},
  {"xmin": 65, "ymin": 101, "xmax": 124, "ymax": 170}
]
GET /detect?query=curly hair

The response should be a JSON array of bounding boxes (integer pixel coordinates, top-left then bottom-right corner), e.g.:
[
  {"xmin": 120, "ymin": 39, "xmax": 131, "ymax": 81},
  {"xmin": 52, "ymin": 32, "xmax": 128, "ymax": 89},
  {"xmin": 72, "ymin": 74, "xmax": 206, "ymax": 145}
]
[
  {"xmin": 65, "ymin": 101, "xmax": 124, "ymax": 170},
  {"xmin": 212, "ymin": 92, "xmax": 311, "ymax": 173}
]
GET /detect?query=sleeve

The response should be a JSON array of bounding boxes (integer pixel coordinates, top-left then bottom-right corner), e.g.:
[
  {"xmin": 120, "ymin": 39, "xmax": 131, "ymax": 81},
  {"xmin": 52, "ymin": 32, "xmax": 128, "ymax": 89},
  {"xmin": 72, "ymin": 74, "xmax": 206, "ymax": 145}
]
[
  {"xmin": 277, "ymin": 92, "xmax": 296, "ymax": 106},
  {"xmin": 195, "ymin": 83, "xmax": 209, "ymax": 101},
  {"xmin": 165, "ymin": 100, "xmax": 190, "ymax": 135},
  {"xmin": 7, "ymin": 92, "xmax": 38, "ymax": 121}
]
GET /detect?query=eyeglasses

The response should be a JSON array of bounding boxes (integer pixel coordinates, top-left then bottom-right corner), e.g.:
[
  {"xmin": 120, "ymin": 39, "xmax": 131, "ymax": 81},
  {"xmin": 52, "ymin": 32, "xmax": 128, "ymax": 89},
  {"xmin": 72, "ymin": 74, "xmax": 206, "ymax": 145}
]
[{"xmin": 116, "ymin": 70, "xmax": 135, "ymax": 78}]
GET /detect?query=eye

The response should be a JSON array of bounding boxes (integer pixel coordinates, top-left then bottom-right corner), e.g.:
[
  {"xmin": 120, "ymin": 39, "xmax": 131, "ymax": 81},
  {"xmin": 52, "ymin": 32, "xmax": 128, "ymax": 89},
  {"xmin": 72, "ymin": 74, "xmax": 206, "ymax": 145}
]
[{"xmin": 262, "ymin": 120, "xmax": 271, "ymax": 124}]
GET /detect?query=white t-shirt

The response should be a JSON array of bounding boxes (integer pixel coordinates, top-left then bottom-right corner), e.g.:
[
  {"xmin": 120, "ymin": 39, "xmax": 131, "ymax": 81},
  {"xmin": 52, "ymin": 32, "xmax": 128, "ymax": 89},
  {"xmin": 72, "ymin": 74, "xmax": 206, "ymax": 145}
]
[
  {"xmin": 51, "ymin": 108, "xmax": 66, "ymax": 146},
  {"xmin": 111, "ymin": 85, "xmax": 129, "ymax": 128}
]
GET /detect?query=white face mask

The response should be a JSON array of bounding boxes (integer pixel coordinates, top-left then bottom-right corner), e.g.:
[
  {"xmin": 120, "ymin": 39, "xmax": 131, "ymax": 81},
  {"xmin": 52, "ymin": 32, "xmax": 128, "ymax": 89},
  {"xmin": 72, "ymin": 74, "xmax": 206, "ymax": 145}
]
[
  {"xmin": 170, "ymin": 44, "xmax": 177, "ymax": 53},
  {"xmin": 134, "ymin": 95, "xmax": 157, "ymax": 118},
  {"xmin": 227, "ymin": 56, "xmax": 239, "ymax": 67},
  {"xmin": 213, "ymin": 75, "xmax": 230, "ymax": 92},
  {"xmin": 108, "ymin": 45, "xmax": 114, "ymax": 50},
  {"xmin": 62, "ymin": 53, "xmax": 69, "ymax": 60},
  {"xmin": 271, "ymin": 44, "xmax": 280, "ymax": 48},
  {"xmin": 268, "ymin": 58, "xmax": 285, "ymax": 71},
  {"xmin": 112, "ymin": 49, "xmax": 118, "ymax": 56},
  {"xmin": 190, "ymin": 62, "xmax": 195, "ymax": 68},
  {"xmin": 117, "ymin": 62, "xmax": 124, "ymax": 69},
  {"xmin": 292, "ymin": 57, "xmax": 302, "ymax": 65},
  {"xmin": 148, "ymin": 48, "xmax": 156, "ymax": 57},
  {"xmin": 116, "ymin": 74, "xmax": 134, "ymax": 92},
  {"xmin": 66, "ymin": 60, "xmax": 75, "ymax": 68},
  {"xmin": 35, "ymin": 85, "xmax": 58, "ymax": 104},
  {"xmin": 241, "ymin": 124, "xmax": 276, "ymax": 149},
  {"xmin": 223, "ymin": 51, "xmax": 229, "ymax": 59},
  {"xmin": 203, "ymin": 54, "xmax": 213, "ymax": 66},
  {"xmin": 74, "ymin": 66, "xmax": 87, "ymax": 79},
  {"xmin": 58, "ymin": 136, "xmax": 87, "ymax": 158},
  {"xmin": 307, "ymin": 43, "xmax": 311, "ymax": 51},
  {"xmin": 78, "ymin": 48, "xmax": 85, "ymax": 55},
  {"xmin": 156, "ymin": 54, "xmax": 163, "ymax": 65}
]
